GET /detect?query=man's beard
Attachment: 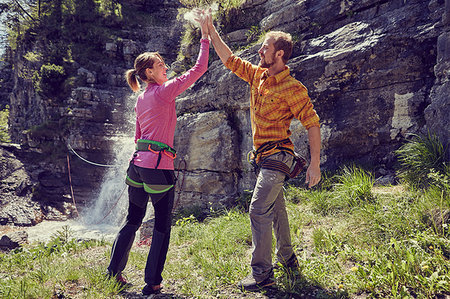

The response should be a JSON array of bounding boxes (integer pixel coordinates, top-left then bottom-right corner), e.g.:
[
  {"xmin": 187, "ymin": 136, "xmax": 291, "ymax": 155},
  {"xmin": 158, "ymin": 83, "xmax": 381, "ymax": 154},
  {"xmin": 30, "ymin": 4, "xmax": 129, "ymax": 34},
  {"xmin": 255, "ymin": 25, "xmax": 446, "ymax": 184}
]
[{"xmin": 259, "ymin": 53, "xmax": 275, "ymax": 68}]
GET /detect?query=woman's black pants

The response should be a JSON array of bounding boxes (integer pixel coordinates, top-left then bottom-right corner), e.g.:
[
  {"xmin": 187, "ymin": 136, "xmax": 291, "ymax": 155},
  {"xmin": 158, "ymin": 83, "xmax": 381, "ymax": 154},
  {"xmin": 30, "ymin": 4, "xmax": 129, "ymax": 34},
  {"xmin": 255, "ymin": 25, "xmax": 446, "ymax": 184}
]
[{"xmin": 107, "ymin": 174, "xmax": 174, "ymax": 286}]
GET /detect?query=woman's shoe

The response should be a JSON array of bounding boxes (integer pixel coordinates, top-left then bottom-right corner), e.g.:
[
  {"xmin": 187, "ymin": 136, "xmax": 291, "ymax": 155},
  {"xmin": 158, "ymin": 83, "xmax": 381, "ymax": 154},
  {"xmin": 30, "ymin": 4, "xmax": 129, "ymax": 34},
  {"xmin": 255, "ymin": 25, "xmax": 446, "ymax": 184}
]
[{"xmin": 142, "ymin": 284, "xmax": 162, "ymax": 295}]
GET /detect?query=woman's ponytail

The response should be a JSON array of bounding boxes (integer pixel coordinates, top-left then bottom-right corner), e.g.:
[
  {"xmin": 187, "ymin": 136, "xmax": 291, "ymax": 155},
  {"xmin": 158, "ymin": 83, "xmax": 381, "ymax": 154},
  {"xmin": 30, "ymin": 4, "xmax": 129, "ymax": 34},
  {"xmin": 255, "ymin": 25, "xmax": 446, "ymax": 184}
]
[{"xmin": 125, "ymin": 69, "xmax": 140, "ymax": 92}]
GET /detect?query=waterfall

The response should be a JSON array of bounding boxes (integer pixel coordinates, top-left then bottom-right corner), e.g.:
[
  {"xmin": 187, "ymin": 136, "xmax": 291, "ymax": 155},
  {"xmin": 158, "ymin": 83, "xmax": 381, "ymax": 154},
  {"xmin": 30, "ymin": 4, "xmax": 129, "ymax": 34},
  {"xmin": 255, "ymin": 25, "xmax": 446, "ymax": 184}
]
[
  {"xmin": 81, "ymin": 135, "xmax": 134, "ymax": 227},
  {"xmin": 76, "ymin": 92, "xmax": 152, "ymax": 239}
]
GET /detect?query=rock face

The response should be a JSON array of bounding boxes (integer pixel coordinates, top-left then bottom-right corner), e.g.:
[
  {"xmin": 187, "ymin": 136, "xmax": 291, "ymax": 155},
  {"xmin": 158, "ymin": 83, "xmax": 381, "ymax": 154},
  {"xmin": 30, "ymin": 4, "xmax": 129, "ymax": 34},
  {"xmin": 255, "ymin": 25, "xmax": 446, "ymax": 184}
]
[
  {"xmin": 0, "ymin": 143, "xmax": 77, "ymax": 226},
  {"xmin": 2, "ymin": 0, "xmax": 449, "ymax": 220},
  {"xmin": 425, "ymin": 0, "xmax": 450, "ymax": 148},
  {"xmin": 173, "ymin": 0, "xmax": 448, "ymax": 205}
]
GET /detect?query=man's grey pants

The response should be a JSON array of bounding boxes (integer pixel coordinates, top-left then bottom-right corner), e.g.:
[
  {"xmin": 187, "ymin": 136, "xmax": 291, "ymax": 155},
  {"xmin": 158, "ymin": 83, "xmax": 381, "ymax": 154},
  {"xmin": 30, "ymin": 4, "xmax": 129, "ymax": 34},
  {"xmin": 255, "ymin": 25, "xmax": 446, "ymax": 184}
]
[{"xmin": 250, "ymin": 151, "xmax": 295, "ymax": 282}]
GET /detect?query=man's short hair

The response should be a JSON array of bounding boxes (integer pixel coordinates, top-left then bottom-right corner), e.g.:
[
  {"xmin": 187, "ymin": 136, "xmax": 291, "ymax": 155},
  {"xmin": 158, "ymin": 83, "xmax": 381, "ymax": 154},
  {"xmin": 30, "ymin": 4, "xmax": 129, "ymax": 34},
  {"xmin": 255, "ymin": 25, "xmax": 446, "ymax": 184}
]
[{"xmin": 265, "ymin": 31, "xmax": 293, "ymax": 63}]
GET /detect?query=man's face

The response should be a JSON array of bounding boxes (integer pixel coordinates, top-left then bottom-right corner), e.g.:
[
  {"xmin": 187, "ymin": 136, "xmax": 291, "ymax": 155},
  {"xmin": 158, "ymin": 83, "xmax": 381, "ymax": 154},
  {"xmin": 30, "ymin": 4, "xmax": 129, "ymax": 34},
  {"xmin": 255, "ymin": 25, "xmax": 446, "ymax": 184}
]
[{"xmin": 258, "ymin": 37, "xmax": 276, "ymax": 68}]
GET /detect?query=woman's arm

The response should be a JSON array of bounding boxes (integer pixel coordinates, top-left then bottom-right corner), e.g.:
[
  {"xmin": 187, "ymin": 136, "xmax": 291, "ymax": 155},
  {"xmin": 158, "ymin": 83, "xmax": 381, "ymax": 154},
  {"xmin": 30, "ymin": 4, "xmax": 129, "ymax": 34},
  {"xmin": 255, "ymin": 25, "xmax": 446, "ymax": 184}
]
[
  {"xmin": 156, "ymin": 39, "xmax": 209, "ymax": 101},
  {"xmin": 156, "ymin": 12, "xmax": 210, "ymax": 101}
]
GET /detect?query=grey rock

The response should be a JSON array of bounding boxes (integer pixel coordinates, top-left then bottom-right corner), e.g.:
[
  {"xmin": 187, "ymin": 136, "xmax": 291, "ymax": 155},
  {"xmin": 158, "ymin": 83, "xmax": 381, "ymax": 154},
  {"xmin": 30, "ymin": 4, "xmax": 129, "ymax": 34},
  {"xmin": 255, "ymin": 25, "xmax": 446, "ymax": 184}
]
[{"xmin": 0, "ymin": 231, "xmax": 28, "ymax": 250}]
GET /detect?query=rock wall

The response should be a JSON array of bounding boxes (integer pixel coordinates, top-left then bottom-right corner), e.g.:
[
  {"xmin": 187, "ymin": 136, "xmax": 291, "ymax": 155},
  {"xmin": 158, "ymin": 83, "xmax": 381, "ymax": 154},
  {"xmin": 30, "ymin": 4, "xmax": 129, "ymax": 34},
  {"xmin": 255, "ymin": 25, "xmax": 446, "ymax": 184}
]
[
  {"xmin": 2, "ymin": 0, "xmax": 448, "ymax": 223},
  {"xmin": 425, "ymin": 0, "xmax": 450, "ymax": 148}
]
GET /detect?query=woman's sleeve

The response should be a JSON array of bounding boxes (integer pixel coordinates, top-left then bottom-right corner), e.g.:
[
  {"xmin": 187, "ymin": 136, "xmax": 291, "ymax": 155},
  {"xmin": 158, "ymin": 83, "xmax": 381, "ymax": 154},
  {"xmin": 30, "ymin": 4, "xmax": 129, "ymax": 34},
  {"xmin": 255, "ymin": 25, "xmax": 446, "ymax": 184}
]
[
  {"xmin": 156, "ymin": 38, "xmax": 210, "ymax": 101},
  {"xmin": 134, "ymin": 107, "xmax": 141, "ymax": 143}
]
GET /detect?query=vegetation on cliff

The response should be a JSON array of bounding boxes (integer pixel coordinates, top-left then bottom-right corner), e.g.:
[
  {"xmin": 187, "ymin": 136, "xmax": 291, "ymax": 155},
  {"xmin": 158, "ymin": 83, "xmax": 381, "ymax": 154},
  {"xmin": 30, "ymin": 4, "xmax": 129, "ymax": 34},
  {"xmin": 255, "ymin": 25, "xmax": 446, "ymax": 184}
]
[{"xmin": 0, "ymin": 105, "xmax": 10, "ymax": 143}]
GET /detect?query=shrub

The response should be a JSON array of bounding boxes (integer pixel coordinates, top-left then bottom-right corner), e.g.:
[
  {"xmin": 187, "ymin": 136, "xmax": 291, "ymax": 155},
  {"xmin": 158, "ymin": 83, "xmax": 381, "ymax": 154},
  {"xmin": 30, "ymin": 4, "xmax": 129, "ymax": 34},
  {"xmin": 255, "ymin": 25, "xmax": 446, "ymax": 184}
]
[
  {"xmin": 396, "ymin": 132, "xmax": 449, "ymax": 189},
  {"xmin": 36, "ymin": 63, "xmax": 66, "ymax": 98}
]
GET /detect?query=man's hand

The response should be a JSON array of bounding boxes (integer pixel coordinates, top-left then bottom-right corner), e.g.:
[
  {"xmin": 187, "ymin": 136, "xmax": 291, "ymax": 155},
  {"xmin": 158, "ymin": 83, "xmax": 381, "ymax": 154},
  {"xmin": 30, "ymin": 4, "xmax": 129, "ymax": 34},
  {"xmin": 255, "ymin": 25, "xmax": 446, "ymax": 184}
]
[
  {"xmin": 204, "ymin": 9, "xmax": 232, "ymax": 65},
  {"xmin": 305, "ymin": 163, "xmax": 321, "ymax": 188},
  {"xmin": 306, "ymin": 126, "xmax": 321, "ymax": 188}
]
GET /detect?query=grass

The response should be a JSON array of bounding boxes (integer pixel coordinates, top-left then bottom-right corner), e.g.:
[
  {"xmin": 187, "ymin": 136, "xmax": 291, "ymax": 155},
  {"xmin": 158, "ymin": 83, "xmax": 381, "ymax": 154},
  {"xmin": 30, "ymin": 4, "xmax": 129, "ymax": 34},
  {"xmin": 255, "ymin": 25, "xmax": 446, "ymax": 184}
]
[{"xmin": 0, "ymin": 165, "xmax": 449, "ymax": 298}]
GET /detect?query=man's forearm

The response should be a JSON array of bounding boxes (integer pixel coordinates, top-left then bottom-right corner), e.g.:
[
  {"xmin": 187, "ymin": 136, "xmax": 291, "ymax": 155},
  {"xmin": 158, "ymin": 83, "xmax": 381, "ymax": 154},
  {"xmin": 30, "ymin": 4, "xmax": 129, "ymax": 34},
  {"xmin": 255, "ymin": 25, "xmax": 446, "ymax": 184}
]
[
  {"xmin": 209, "ymin": 26, "xmax": 232, "ymax": 65},
  {"xmin": 308, "ymin": 126, "xmax": 321, "ymax": 166}
]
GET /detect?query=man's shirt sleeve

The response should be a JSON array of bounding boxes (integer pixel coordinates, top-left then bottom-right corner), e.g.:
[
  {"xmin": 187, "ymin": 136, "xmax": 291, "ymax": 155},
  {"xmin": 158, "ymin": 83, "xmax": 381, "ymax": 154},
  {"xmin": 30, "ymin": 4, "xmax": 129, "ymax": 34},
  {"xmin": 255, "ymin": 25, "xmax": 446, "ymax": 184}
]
[
  {"xmin": 287, "ymin": 82, "xmax": 320, "ymax": 130},
  {"xmin": 225, "ymin": 54, "xmax": 259, "ymax": 84}
]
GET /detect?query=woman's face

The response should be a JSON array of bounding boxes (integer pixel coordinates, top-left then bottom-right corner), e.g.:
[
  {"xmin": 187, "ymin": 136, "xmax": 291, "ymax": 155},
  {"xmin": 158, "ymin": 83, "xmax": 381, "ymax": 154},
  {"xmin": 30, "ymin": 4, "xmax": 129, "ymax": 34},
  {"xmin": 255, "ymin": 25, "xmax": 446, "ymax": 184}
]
[{"xmin": 147, "ymin": 57, "xmax": 168, "ymax": 85}]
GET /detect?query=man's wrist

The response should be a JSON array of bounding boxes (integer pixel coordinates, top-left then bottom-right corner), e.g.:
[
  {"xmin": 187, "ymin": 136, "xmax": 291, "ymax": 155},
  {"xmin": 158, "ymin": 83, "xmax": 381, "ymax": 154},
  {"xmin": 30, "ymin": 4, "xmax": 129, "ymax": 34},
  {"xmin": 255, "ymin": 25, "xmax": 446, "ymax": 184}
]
[
  {"xmin": 209, "ymin": 28, "xmax": 219, "ymax": 39},
  {"xmin": 310, "ymin": 158, "xmax": 320, "ymax": 167}
]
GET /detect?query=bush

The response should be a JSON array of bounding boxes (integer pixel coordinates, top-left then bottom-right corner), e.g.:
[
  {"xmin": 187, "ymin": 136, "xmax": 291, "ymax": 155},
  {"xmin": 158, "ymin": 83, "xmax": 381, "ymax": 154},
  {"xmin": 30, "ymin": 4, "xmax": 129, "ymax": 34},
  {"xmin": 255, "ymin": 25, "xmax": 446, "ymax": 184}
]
[
  {"xmin": 396, "ymin": 132, "xmax": 449, "ymax": 189},
  {"xmin": 36, "ymin": 63, "xmax": 66, "ymax": 98}
]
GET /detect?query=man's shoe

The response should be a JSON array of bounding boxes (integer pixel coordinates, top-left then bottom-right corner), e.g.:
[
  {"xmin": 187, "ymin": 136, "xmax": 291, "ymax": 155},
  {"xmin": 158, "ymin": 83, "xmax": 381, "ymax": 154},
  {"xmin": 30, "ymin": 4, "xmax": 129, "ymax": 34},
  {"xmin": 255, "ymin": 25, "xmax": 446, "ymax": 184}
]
[
  {"xmin": 142, "ymin": 284, "xmax": 162, "ymax": 295},
  {"xmin": 238, "ymin": 275, "xmax": 275, "ymax": 292},
  {"xmin": 273, "ymin": 254, "xmax": 300, "ymax": 272}
]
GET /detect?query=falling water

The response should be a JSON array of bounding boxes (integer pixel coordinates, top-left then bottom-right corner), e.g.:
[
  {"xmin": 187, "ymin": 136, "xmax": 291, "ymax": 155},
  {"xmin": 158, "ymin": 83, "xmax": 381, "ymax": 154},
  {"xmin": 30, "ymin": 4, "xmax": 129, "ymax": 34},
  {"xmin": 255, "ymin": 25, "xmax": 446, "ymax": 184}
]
[
  {"xmin": 81, "ymin": 136, "xmax": 134, "ymax": 226},
  {"xmin": 78, "ymin": 92, "xmax": 142, "ymax": 237}
]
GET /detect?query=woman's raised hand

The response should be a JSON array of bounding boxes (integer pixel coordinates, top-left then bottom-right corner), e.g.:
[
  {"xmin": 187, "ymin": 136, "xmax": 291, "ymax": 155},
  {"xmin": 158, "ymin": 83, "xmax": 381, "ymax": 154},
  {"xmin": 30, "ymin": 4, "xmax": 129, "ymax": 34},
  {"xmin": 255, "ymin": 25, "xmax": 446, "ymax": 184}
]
[{"xmin": 193, "ymin": 9, "xmax": 209, "ymax": 39}]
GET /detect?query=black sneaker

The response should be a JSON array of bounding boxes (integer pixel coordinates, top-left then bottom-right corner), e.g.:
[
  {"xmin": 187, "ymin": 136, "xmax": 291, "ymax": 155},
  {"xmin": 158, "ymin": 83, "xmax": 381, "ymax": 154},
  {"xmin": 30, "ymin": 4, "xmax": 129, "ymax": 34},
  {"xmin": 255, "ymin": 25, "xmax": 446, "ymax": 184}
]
[{"xmin": 238, "ymin": 275, "xmax": 275, "ymax": 292}]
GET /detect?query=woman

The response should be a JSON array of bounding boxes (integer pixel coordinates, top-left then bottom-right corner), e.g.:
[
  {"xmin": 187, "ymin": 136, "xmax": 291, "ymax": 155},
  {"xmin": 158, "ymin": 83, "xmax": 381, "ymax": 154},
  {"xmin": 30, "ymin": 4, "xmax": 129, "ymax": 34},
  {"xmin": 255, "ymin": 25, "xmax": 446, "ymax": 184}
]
[{"xmin": 107, "ymin": 13, "xmax": 209, "ymax": 296}]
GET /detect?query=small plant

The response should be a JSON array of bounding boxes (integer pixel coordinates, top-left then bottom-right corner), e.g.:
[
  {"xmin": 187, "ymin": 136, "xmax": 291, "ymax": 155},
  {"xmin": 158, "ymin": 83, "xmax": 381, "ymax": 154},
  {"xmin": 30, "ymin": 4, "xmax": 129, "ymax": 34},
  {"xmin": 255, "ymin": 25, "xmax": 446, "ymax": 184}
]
[
  {"xmin": 234, "ymin": 189, "xmax": 252, "ymax": 212},
  {"xmin": 23, "ymin": 51, "xmax": 41, "ymax": 62},
  {"xmin": 175, "ymin": 214, "xmax": 198, "ymax": 227},
  {"xmin": 245, "ymin": 25, "xmax": 261, "ymax": 43}
]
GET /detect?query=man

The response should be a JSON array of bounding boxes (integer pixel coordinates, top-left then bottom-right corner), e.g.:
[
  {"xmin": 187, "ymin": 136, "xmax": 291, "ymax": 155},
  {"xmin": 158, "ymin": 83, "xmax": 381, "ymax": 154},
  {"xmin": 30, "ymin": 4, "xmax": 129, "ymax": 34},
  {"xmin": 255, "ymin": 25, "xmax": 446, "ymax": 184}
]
[{"xmin": 206, "ymin": 15, "xmax": 321, "ymax": 291}]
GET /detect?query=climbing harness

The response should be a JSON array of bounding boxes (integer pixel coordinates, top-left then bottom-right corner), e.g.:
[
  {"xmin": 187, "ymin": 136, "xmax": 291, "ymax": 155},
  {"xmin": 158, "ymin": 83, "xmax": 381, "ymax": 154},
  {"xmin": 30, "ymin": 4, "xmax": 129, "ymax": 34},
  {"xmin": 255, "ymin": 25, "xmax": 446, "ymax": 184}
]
[
  {"xmin": 135, "ymin": 139, "xmax": 177, "ymax": 169},
  {"xmin": 247, "ymin": 139, "xmax": 307, "ymax": 180},
  {"xmin": 67, "ymin": 140, "xmax": 185, "ymax": 224}
]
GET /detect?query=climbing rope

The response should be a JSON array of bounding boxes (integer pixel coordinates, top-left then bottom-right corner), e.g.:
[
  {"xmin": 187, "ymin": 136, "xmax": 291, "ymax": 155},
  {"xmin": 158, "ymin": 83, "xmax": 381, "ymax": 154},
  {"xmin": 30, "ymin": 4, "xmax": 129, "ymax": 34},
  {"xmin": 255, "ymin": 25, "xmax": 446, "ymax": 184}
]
[
  {"xmin": 67, "ymin": 143, "xmax": 122, "ymax": 168},
  {"xmin": 94, "ymin": 185, "xmax": 127, "ymax": 225},
  {"xmin": 66, "ymin": 143, "xmax": 125, "ymax": 223}
]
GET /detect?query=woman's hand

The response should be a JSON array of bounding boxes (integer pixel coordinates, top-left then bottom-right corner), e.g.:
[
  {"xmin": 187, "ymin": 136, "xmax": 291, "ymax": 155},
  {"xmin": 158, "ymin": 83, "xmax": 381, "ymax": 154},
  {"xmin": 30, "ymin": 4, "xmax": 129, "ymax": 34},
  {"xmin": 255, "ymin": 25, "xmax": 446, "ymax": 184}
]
[{"xmin": 193, "ymin": 9, "xmax": 209, "ymax": 39}]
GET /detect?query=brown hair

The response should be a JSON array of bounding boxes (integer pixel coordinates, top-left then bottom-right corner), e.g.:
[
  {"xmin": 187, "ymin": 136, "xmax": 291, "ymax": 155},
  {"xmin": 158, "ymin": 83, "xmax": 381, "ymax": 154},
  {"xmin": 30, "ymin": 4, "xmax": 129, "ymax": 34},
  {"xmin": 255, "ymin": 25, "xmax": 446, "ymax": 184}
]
[
  {"xmin": 125, "ymin": 52, "xmax": 165, "ymax": 92},
  {"xmin": 265, "ymin": 31, "xmax": 293, "ymax": 63}
]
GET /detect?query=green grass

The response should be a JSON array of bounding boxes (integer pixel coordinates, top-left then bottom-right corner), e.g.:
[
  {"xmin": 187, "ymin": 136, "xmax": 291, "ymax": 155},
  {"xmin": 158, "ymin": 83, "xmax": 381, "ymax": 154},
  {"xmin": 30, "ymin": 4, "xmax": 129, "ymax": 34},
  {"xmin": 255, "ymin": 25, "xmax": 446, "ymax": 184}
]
[{"xmin": 1, "ymin": 166, "xmax": 449, "ymax": 298}]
